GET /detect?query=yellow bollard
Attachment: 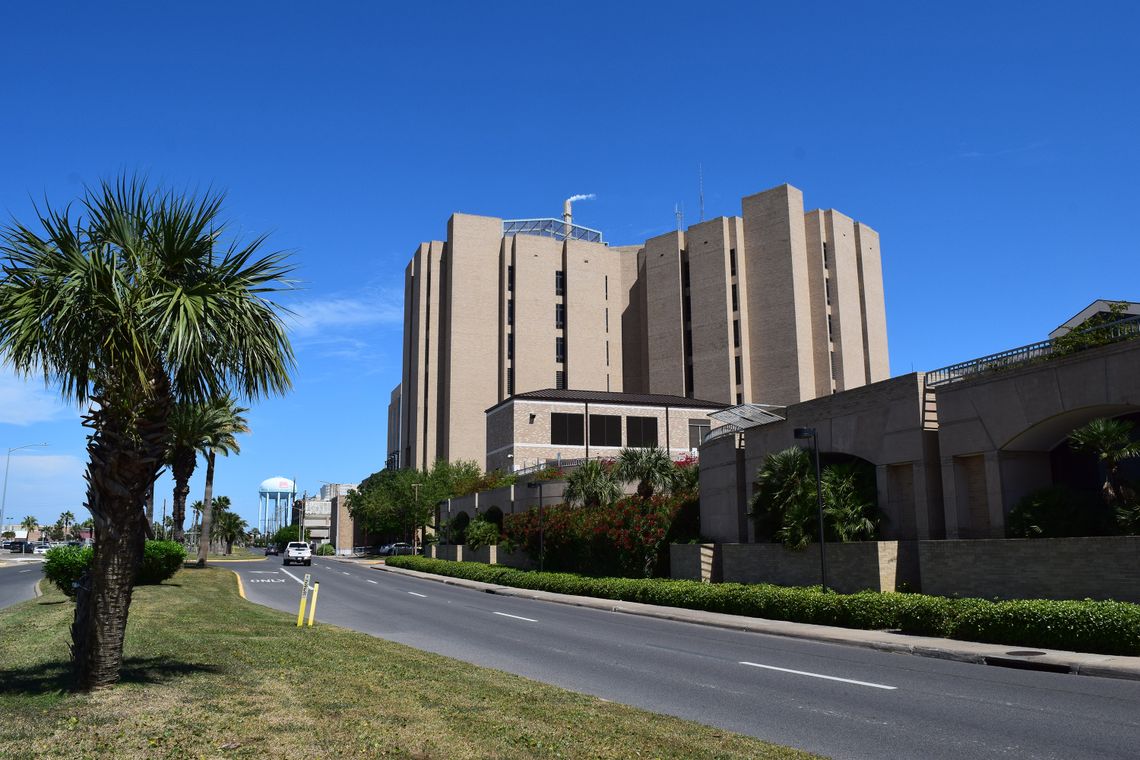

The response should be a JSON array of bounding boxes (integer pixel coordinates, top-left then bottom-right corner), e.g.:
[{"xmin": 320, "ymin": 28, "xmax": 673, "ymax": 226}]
[
  {"xmin": 307, "ymin": 582, "xmax": 320, "ymax": 627},
  {"xmin": 296, "ymin": 587, "xmax": 308, "ymax": 627}
]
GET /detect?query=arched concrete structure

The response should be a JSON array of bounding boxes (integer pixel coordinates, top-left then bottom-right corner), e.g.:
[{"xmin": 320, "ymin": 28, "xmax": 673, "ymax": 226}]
[{"xmin": 935, "ymin": 338, "xmax": 1140, "ymax": 537}]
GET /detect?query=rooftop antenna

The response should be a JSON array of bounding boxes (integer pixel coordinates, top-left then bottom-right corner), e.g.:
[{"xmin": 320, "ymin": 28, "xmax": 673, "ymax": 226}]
[
  {"xmin": 698, "ymin": 163, "xmax": 705, "ymax": 222},
  {"xmin": 674, "ymin": 203, "xmax": 684, "ymax": 232}
]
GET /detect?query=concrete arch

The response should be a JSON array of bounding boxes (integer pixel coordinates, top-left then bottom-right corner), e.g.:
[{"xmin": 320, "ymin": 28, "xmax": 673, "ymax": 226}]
[{"xmin": 1000, "ymin": 404, "xmax": 1140, "ymax": 452}]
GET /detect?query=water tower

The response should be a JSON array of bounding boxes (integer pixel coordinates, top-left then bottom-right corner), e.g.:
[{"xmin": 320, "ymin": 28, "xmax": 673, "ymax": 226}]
[{"xmin": 259, "ymin": 476, "xmax": 296, "ymax": 537}]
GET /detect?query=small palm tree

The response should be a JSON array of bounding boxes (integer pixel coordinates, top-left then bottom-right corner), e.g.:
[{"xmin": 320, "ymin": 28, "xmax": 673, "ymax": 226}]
[
  {"xmin": 196, "ymin": 398, "xmax": 248, "ymax": 567},
  {"xmin": 211, "ymin": 510, "xmax": 248, "ymax": 555},
  {"xmin": 749, "ymin": 447, "xmax": 816, "ymax": 549},
  {"xmin": 821, "ymin": 462, "xmax": 881, "ymax": 542},
  {"xmin": 59, "ymin": 510, "xmax": 76, "ymax": 540},
  {"xmin": 0, "ymin": 176, "xmax": 293, "ymax": 689},
  {"xmin": 20, "ymin": 515, "xmax": 38, "ymax": 540},
  {"xmin": 1069, "ymin": 417, "xmax": 1140, "ymax": 507},
  {"xmin": 564, "ymin": 459, "xmax": 622, "ymax": 507},
  {"xmin": 614, "ymin": 447, "xmax": 676, "ymax": 498}
]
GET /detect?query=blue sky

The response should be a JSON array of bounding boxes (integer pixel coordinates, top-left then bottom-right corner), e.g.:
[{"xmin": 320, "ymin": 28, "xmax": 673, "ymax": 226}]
[{"xmin": 1, "ymin": 1, "xmax": 1137, "ymax": 531}]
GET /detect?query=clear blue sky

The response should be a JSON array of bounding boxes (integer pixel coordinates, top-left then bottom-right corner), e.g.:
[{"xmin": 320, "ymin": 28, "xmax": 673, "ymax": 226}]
[{"xmin": 1, "ymin": 1, "xmax": 1137, "ymax": 531}]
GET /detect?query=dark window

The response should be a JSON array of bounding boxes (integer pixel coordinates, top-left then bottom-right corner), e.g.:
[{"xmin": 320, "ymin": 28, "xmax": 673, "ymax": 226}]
[
  {"xmin": 551, "ymin": 412, "xmax": 583, "ymax": 445},
  {"xmin": 507, "ymin": 299, "xmax": 514, "ymax": 325},
  {"xmin": 555, "ymin": 303, "xmax": 565, "ymax": 329},
  {"xmin": 605, "ymin": 340, "xmax": 610, "ymax": 366},
  {"xmin": 688, "ymin": 422, "xmax": 710, "ymax": 449},
  {"xmin": 822, "ymin": 242, "xmax": 828, "ymax": 264},
  {"xmin": 827, "ymin": 314, "xmax": 833, "ymax": 339},
  {"xmin": 508, "ymin": 265, "xmax": 514, "ymax": 292},
  {"xmin": 589, "ymin": 414, "xmax": 622, "ymax": 447},
  {"xmin": 507, "ymin": 367, "xmax": 514, "ymax": 395},
  {"xmin": 825, "ymin": 278, "xmax": 831, "ymax": 305},
  {"xmin": 556, "ymin": 336, "xmax": 565, "ymax": 363},
  {"xmin": 627, "ymin": 416, "xmax": 659, "ymax": 448},
  {"xmin": 507, "ymin": 332, "xmax": 514, "ymax": 361},
  {"xmin": 604, "ymin": 274, "xmax": 608, "ymax": 299},
  {"xmin": 681, "ymin": 261, "xmax": 690, "ymax": 289},
  {"xmin": 730, "ymin": 248, "xmax": 737, "ymax": 276},
  {"xmin": 684, "ymin": 364, "xmax": 694, "ymax": 398},
  {"xmin": 736, "ymin": 392, "xmax": 743, "ymax": 404},
  {"xmin": 735, "ymin": 355, "xmax": 743, "ymax": 385},
  {"xmin": 556, "ymin": 370, "xmax": 566, "ymax": 389},
  {"xmin": 731, "ymin": 284, "xmax": 739, "ymax": 312},
  {"xmin": 555, "ymin": 270, "xmax": 564, "ymax": 295},
  {"xmin": 605, "ymin": 307, "xmax": 609, "ymax": 332},
  {"xmin": 733, "ymin": 320, "xmax": 740, "ymax": 348}
]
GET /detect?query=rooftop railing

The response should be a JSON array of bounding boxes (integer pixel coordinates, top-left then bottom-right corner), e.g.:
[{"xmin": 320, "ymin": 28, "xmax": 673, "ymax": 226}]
[{"xmin": 925, "ymin": 314, "xmax": 1140, "ymax": 388}]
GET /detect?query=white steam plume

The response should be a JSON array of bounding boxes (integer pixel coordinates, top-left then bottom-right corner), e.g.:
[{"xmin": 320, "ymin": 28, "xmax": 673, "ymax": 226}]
[{"xmin": 566, "ymin": 193, "xmax": 596, "ymax": 203}]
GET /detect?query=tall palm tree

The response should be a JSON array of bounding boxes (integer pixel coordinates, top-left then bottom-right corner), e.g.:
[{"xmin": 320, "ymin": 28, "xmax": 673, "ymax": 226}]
[
  {"xmin": 614, "ymin": 447, "xmax": 676, "ymax": 498},
  {"xmin": 0, "ymin": 176, "xmax": 293, "ymax": 690},
  {"xmin": 196, "ymin": 399, "xmax": 248, "ymax": 567},
  {"xmin": 167, "ymin": 398, "xmax": 239, "ymax": 542},
  {"xmin": 564, "ymin": 458, "xmax": 622, "ymax": 507},
  {"xmin": 1069, "ymin": 417, "xmax": 1140, "ymax": 507},
  {"xmin": 20, "ymin": 515, "xmax": 38, "ymax": 540},
  {"xmin": 59, "ymin": 510, "xmax": 76, "ymax": 540}
]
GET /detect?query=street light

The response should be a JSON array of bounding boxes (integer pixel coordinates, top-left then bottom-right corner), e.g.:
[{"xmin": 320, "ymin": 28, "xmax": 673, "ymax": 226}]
[
  {"xmin": 411, "ymin": 483, "xmax": 422, "ymax": 552},
  {"xmin": 0, "ymin": 443, "xmax": 49, "ymax": 540},
  {"xmin": 793, "ymin": 427, "xmax": 828, "ymax": 594},
  {"xmin": 526, "ymin": 480, "xmax": 545, "ymax": 572}
]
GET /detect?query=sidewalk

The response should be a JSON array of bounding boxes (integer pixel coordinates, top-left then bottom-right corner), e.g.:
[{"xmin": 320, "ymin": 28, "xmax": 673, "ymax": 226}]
[{"xmin": 371, "ymin": 563, "xmax": 1140, "ymax": 683}]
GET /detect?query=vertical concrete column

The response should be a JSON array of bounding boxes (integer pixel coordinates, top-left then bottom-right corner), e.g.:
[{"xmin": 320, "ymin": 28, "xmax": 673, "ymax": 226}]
[
  {"xmin": 983, "ymin": 451, "xmax": 1005, "ymax": 538},
  {"xmin": 911, "ymin": 461, "xmax": 932, "ymax": 539},
  {"xmin": 941, "ymin": 456, "xmax": 960, "ymax": 538},
  {"xmin": 875, "ymin": 463, "xmax": 891, "ymax": 530}
]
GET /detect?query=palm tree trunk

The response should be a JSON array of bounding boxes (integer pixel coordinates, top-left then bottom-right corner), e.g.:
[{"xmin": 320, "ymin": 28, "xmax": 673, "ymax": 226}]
[
  {"xmin": 72, "ymin": 383, "xmax": 169, "ymax": 690},
  {"xmin": 197, "ymin": 451, "xmax": 216, "ymax": 567},
  {"xmin": 170, "ymin": 452, "xmax": 194, "ymax": 544},
  {"xmin": 145, "ymin": 482, "xmax": 155, "ymax": 528}
]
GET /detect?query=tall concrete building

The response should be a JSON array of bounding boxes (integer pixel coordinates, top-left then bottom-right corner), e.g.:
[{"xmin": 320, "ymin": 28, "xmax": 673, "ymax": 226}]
[{"xmin": 389, "ymin": 183, "xmax": 889, "ymax": 471}]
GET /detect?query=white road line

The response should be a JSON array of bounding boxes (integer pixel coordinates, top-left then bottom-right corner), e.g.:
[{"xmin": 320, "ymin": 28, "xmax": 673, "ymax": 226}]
[
  {"xmin": 19, "ymin": 569, "xmax": 32, "ymax": 574},
  {"xmin": 493, "ymin": 611, "xmax": 538, "ymax": 623},
  {"xmin": 279, "ymin": 568, "xmax": 306, "ymax": 586},
  {"xmin": 407, "ymin": 591, "xmax": 427, "ymax": 598},
  {"xmin": 367, "ymin": 579, "xmax": 378, "ymax": 584},
  {"xmin": 342, "ymin": 571, "xmax": 351, "ymax": 575},
  {"xmin": 739, "ymin": 661, "xmax": 897, "ymax": 690}
]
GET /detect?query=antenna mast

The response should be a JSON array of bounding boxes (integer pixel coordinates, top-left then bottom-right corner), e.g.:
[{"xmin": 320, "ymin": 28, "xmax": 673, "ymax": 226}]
[{"xmin": 674, "ymin": 203, "xmax": 683, "ymax": 232}]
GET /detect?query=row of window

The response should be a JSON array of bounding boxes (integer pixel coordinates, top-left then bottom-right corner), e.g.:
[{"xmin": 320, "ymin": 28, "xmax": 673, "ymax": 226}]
[
  {"xmin": 551, "ymin": 412, "xmax": 658, "ymax": 448},
  {"xmin": 549, "ymin": 413, "xmax": 712, "ymax": 449}
]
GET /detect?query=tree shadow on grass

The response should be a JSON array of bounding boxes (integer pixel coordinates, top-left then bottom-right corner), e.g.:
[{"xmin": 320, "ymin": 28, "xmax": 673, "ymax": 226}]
[{"xmin": 0, "ymin": 657, "xmax": 221, "ymax": 696}]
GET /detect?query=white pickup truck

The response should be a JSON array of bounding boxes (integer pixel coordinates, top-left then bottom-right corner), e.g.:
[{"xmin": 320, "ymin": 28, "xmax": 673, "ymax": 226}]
[{"xmin": 283, "ymin": 541, "xmax": 312, "ymax": 566}]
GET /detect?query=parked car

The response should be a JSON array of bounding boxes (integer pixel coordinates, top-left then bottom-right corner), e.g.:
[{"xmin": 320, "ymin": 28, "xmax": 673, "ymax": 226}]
[
  {"xmin": 283, "ymin": 541, "xmax": 311, "ymax": 566},
  {"xmin": 379, "ymin": 542, "xmax": 415, "ymax": 556},
  {"xmin": 264, "ymin": 544, "xmax": 280, "ymax": 556},
  {"xmin": 9, "ymin": 539, "xmax": 33, "ymax": 554},
  {"xmin": 32, "ymin": 542, "xmax": 52, "ymax": 555}
]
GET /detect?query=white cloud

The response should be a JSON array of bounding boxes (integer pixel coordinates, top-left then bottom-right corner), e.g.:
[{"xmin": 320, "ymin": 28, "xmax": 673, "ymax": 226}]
[
  {"xmin": 287, "ymin": 289, "xmax": 403, "ymax": 338},
  {"xmin": 0, "ymin": 369, "xmax": 75, "ymax": 425}
]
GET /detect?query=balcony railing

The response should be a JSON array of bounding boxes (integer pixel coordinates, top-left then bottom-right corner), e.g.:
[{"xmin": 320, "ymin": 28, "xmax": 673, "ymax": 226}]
[{"xmin": 925, "ymin": 314, "xmax": 1140, "ymax": 388}]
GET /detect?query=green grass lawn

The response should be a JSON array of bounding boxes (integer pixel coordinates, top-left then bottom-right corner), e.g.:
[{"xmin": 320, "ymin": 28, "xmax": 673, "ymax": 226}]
[{"xmin": 0, "ymin": 568, "xmax": 817, "ymax": 760}]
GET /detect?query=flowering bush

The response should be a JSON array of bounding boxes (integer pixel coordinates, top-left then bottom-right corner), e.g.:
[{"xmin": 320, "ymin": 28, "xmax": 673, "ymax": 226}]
[
  {"xmin": 532, "ymin": 466, "xmax": 565, "ymax": 482},
  {"xmin": 504, "ymin": 494, "xmax": 697, "ymax": 578}
]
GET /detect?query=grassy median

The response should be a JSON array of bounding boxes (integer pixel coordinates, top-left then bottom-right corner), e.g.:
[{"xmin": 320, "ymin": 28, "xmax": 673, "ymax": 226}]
[{"xmin": 0, "ymin": 568, "xmax": 815, "ymax": 760}]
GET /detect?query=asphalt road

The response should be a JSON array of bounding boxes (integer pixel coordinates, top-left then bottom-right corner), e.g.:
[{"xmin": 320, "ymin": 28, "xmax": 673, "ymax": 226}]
[
  {"xmin": 0, "ymin": 560, "xmax": 43, "ymax": 610},
  {"xmin": 231, "ymin": 557, "xmax": 1140, "ymax": 760}
]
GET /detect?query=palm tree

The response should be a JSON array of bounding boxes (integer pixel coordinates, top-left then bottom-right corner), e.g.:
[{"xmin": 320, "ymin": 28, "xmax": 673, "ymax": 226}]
[
  {"xmin": 0, "ymin": 176, "xmax": 293, "ymax": 690},
  {"xmin": 1069, "ymin": 417, "xmax": 1140, "ymax": 507},
  {"xmin": 211, "ymin": 510, "xmax": 248, "ymax": 555},
  {"xmin": 749, "ymin": 447, "xmax": 816, "ymax": 549},
  {"xmin": 614, "ymin": 447, "xmax": 676, "ymax": 498},
  {"xmin": 820, "ymin": 462, "xmax": 881, "ymax": 542},
  {"xmin": 564, "ymin": 459, "xmax": 622, "ymax": 507},
  {"xmin": 20, "ymin": 515, "xmax": 38, "ymax": 541},
  {"xmin": 196, "ymin": 399, "xmax": 248, "ymax": 567},
  {"xmin": 167, "ymin": 398, "xmax": 241, "ymax": 542},
  {"xmin": 59, "ymin": 510, "xmax": 76, "ymax": 540}
]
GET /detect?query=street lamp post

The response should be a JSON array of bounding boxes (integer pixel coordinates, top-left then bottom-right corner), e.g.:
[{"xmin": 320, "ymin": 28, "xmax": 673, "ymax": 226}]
[
  {"xmin": 526, "ymin": 480, "xmax": 545, "ymax": 572},
  {"xmin": 793, "ymin": 427, "xmax": 829, "ymax": 594},
  {"xmin": 0, "ymin": 443, "xmax": 49, "ymax": 540},
  {"xmin": 411, "ymin": 483, "xmax": 422, "ymax": 552}
]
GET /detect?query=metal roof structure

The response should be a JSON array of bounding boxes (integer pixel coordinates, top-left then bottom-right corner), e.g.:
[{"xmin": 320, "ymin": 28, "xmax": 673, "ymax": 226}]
[
  {"xmin": 502, "ymin": 218, "xmax": 604, "ymax": 244},
  {"xmin": 708, "ymin": 403, "xmax": 787, "ymax": 429}
]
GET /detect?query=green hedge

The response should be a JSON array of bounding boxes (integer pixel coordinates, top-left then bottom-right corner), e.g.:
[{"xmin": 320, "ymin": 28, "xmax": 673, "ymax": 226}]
[
  {"xmin": 43, "ymin": 540, "xmax": 187, "ymax": 597},
  {"xmin": 385, "ymin": 556, "xmax": 1140, "ymax": 656}
]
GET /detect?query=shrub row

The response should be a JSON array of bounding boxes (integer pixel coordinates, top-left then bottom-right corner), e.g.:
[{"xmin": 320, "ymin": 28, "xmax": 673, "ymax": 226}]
[
  {"xmin": 385, "ymin": 556, "xmax": 1140, "ymax": 656},
  {"xmin": 43, "ymin": 540, "xmax": 187, "ymax": 597}
]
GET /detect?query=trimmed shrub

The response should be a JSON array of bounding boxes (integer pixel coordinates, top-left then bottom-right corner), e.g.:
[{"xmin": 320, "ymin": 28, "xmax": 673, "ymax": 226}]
[
  {"xmin": 43, "ymin": 545, "xmax": 94, "ymax": 597},
  {"xmin": 43, "ymin": 540, "xmax": 185, "ymax": 597},
  {"xmin": 385, "ymin": 556, "xmax": 1140, "ymax": 656},
  {"xmin": 316, "ymin": 543, "xmax": 336, "ymax": 556},
  {"xmin": 465, "ymin": 517, "xmax": 501, "ymax": 550}
]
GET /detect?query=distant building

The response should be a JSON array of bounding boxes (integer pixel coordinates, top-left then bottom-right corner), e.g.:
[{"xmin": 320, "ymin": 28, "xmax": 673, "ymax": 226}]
[{"xmin": 390, "ymin": 183, "xmax": 889, "ymax": 471}]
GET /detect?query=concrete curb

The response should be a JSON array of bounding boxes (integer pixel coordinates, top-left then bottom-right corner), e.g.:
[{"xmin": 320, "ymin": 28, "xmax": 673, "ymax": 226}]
[
  {"xmin": 372, "ymin": 564, "xmax": 1140, "ymax": 682},
  {"xmin": 33, "ymin": 578, "xmax": 43, "ymax": 598}
]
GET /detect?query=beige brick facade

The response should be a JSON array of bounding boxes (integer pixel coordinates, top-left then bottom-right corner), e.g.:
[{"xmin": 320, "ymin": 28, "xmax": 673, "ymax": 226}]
[{"xmin": 397, "ymin": 183, "xmax": 890, "ymax": 471}]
